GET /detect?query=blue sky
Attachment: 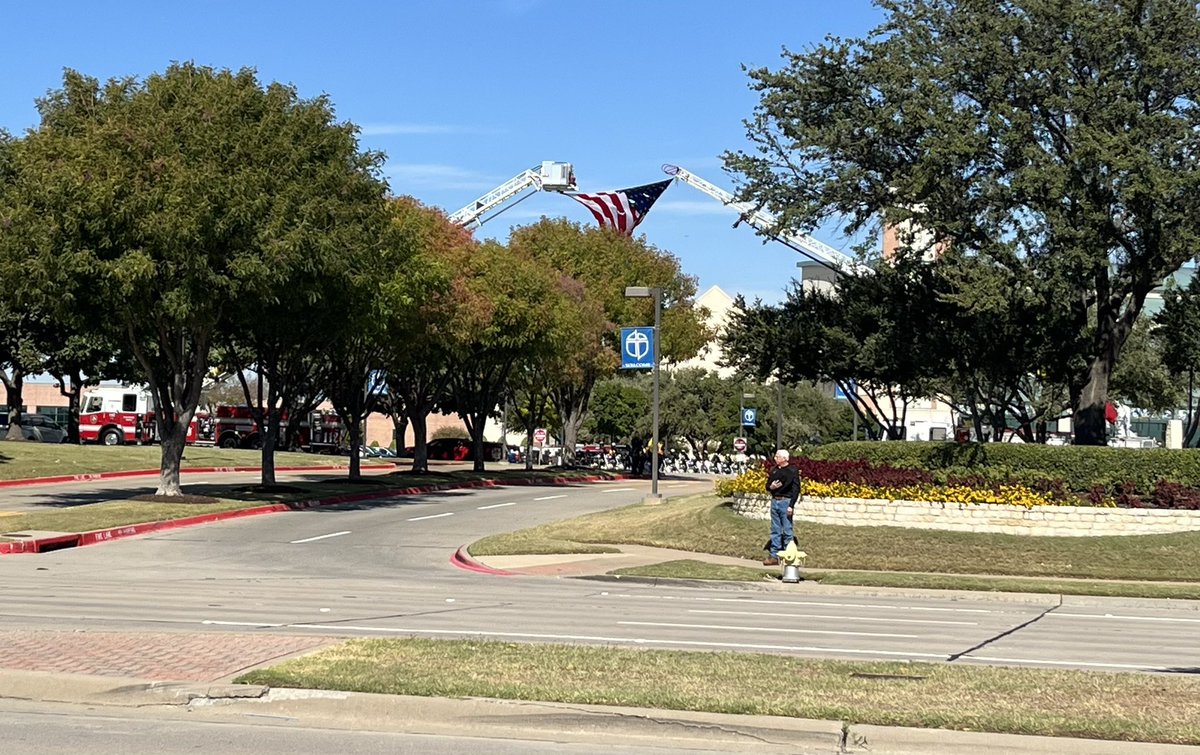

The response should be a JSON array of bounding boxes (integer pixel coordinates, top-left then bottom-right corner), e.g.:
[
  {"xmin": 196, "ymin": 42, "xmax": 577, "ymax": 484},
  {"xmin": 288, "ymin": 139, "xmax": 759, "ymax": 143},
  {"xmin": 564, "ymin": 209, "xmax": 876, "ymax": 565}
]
[{"xmin": 2, "ymin": 1, "xmax": 883, "ymax": 304}]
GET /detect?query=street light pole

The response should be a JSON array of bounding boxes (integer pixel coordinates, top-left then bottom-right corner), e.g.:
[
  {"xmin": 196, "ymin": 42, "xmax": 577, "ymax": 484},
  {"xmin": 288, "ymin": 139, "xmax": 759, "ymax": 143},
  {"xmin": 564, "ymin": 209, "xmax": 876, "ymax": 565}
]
[
  {"xmin": 651, "ymin": 287, "xmax": 661, "ymax": 499},
  {"xmin": 625, "ymin": 285, "xmax": 662, "ymax": 502}
]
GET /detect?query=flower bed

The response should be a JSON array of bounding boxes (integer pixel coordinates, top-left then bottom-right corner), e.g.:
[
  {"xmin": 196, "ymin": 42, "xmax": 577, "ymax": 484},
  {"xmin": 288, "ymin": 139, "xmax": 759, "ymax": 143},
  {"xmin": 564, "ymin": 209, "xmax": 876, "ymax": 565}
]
[{"xmin": 729, "ymin": 491, "xmax": 1200, "ymax": 537}]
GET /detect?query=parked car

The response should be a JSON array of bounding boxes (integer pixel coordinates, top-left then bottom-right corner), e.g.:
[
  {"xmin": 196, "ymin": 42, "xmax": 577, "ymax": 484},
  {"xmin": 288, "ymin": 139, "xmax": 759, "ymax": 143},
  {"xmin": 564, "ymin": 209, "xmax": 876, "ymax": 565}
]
[
  {"xmin": 400, "ymin": 438, "xmax": 505, "ymax": 462},
  {"xmin": 0, "ymin": 414, "xmax": 68, "ymax": 443}
]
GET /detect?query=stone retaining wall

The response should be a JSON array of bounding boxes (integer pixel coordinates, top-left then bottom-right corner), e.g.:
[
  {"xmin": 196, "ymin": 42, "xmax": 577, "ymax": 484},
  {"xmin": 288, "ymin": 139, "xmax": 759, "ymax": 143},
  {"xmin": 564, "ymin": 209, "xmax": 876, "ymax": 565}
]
[{"xmin": 730, "ymin": 492, "xmax": 1200, "ymax": 536}]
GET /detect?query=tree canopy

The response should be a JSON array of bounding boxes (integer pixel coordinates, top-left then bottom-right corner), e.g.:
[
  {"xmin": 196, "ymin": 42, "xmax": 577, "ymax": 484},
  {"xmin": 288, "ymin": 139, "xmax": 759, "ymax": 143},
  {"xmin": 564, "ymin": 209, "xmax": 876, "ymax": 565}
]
[{"xmin": 725, "ymin": 0, "xmax": 1200, "ymax": 445}]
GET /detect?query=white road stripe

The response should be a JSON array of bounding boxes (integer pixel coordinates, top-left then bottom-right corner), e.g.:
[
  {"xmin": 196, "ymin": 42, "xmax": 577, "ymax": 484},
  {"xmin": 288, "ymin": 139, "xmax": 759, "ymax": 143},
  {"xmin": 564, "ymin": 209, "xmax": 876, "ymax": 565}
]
[
  {"xmin": 533, "ymin": 494, "xmax": 568, "ymax": 501},
  {"xmin": 408, "ymin": 512, "xmax": 454, "ymax": 522},
  {"xmin": 601, "ymin": 488, "xmax": 636, "ymax": 494},
  {"xmin": 477, "ymin": 502, "xmax": 517, "ymax": 510},
  {"xmin": 289, "ymin": 530, "xmax": 351, "ymax": 544},
  {"xmin": 688, "ymin": 609, "xmax": 978, "ymax": 626},
  {"xmin": 619, "ymin": 620, "xmax": 917, "ymax": 639},
  {"xmin": 1050, "ymin": 612, "xmax": 1200, "ymax": 624},
  {"xmin": 202, "ymin": 620, "xmax": 285, "ymax": 627},
  {"xmin": 608, "ymin": 593, "xmax": 997, "ymax": 614}
]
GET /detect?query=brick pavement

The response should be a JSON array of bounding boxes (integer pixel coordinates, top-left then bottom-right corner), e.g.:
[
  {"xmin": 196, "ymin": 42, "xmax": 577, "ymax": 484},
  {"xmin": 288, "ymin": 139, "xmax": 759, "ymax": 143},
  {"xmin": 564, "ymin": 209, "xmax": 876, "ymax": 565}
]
[{"xmin": 0, "ymin": 629, "xmax": 335, "ymax": 682}]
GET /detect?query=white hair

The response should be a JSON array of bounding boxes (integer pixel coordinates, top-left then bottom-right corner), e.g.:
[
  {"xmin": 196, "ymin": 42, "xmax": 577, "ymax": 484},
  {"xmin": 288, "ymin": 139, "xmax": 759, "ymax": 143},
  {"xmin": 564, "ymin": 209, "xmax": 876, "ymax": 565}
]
[{"xmin": 774, "ymin": 449, "xmax": 789, "ymax": 461}]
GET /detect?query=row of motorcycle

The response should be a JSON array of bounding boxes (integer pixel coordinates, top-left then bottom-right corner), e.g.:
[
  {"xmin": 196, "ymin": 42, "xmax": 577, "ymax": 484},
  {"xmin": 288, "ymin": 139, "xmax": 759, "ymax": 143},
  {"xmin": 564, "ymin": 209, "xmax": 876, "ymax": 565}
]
[{"xmin": 577, "ymin": 450, "xmax": 752, "ymax": 476}]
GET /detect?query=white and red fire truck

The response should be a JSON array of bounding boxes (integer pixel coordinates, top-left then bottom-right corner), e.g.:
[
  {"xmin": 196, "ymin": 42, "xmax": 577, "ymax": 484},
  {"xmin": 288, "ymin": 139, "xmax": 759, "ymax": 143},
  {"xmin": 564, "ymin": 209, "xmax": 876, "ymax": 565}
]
[
  {"xmin": 79, "ymin": 386, "xmax": 199, "ymax": 446},
  {"xmin": 203, "ymin": 404, "xmax": 345, "ymax": 453}
]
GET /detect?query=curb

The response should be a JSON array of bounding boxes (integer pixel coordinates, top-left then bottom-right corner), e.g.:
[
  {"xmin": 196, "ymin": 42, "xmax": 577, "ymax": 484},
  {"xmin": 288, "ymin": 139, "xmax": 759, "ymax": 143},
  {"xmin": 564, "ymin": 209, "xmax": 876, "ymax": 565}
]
[
  {"xmin": 450, "ymin": 545, "xmax": 518, "ymax": 576},
  {"xmin": 0, "ymin": 473, "xmax": 628, "ymax": 556}
]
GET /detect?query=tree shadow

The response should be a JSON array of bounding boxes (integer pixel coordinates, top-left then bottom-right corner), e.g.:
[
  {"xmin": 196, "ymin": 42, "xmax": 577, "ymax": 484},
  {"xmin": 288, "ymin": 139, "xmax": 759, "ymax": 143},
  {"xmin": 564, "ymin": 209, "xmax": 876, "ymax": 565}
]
[{"xmin": 1160, "ymin": 667, "xmax": 1200, "ymax": 675}]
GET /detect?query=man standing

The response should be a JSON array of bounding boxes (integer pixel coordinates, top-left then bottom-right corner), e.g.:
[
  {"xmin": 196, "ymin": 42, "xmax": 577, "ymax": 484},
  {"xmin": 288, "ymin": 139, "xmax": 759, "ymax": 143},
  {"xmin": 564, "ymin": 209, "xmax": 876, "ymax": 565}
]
[{"xmin": 763, "ymin": 449, "xmax": 800, "ymax": 566}]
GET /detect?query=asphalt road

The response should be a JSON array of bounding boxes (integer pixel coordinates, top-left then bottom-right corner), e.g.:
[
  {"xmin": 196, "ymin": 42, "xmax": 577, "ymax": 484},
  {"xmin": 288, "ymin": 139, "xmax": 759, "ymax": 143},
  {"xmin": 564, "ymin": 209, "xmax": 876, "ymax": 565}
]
[{"xmin": 2, "ymin": 478, "xmax": 1199, "ymax": 674}]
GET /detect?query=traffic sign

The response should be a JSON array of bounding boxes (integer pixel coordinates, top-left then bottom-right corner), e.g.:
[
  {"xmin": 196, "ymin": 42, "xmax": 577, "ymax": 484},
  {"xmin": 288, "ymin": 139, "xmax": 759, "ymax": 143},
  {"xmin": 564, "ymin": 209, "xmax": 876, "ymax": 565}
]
[
  {"xmin": 733, "ymin": 437, "xmax": 747, "ymax": 453},
  {"xmin": 620, "ymin": 327, "xmax": 655, "ymax": 369},
  {"xmin": 533, "ymin": 428, "xmax": 548, "ymax": 446},
  {"xmin": 741, "ymin": 408, "xmax": 757, "ymax": 427}
]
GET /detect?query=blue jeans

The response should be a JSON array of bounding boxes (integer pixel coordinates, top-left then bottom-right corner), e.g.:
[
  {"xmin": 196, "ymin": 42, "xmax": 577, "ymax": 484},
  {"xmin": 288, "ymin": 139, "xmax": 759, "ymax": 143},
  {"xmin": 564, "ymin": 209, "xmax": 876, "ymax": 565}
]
[{"xmin": 770, "ymin": 497, "xmax": 793, "ymax": 556}]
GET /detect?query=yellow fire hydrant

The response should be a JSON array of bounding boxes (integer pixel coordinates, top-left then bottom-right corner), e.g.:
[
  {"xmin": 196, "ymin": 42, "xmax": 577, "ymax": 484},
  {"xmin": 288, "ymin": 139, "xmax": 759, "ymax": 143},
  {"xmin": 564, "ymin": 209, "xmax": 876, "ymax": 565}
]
[{"xmin": 778, "ymin": 541, "xmax": 806, "ymax": 583}]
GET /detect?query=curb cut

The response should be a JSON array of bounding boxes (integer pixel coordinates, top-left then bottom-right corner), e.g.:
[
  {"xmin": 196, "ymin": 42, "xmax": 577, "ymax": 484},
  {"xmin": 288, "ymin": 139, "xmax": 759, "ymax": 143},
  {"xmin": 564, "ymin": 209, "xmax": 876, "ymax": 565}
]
[
  {"xmin": 0, "ymin": 473, "xmax": 629, "ymax": 556},
  {"xmin": 450, "ymin": 545, "xmax": 518, "ymax": 576}
]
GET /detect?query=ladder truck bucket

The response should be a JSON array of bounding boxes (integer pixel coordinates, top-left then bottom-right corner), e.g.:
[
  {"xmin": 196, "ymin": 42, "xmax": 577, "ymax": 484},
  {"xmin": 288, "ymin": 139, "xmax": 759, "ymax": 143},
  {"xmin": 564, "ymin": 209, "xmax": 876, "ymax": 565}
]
[{"xmin": 538, "ymin": 161, "xmax": 576, "ymax": 192}]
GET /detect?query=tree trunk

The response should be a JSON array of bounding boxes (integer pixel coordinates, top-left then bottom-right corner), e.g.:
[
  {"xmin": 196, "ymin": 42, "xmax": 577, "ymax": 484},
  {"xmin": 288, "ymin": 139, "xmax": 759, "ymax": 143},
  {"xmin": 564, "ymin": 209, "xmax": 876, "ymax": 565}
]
[
  {"xmin": 1073, "ymin": 356, "xmax": 1112, "ymax": 446},
  {"xmin": 468, "ymin": 408, "xmax": 487, "ymax": 473},
  {"xmin": 2, "ymin": 369, "xmax": 26, "ymax": 441},
  {"xmin": 156, "ymin": 427, "xmax": 188, "ymax": 496},
  {"xmin": 559, "ymin": 404, "xmax": 583, "ymax": 467},
  {"xmin": 261, "ymin": 406, "xmax": 281, "ymax": 486},
  {"xmin": 56, "ymin": 372, "xmax": 83, "ymax": 444},
  {"xmin": 407, "ymin": 411, "xmax": 430, "ymax": 472},
  {"xmin": 391, "ymin": 414, "xmax": 408, "ymax": 456},
  {"xmin": 347, "ymin": 420, "xmax": 362, "ymax": 480}
]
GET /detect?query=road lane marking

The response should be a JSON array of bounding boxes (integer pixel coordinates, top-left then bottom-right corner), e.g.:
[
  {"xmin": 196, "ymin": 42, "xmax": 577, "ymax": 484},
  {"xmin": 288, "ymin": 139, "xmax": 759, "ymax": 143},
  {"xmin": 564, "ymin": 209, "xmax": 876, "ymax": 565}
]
[
  {"xmin": 202, "ymin": 620, "xmax": 285, "ymax": 628},
  {"xmin": 600, "ymin": 488, "xmax": 636, "ymax": 494},
  {"xmin": 1050, "ymin": 613, "xmax": 1200, "ymax": 624},
  {"xmin": 687, "ymin": 609, "xmax": 978, "ymax": 626},
  {"xmin": 408, "ymin": 512, "xmax": 454, "ymax": 521},
  {"xmin": 607, "ymin": 593, "xmax": 997, "ymax": 614},
  {"xmin": 619, "ymin": 620, "xmax": 918, "ymax": 639},
  {"xmin": 533, "ymin": 494, "xmax": 568, "ymax": 501},
  {"xmin": 477, "ymin": 502, "xmax": 518, "ymax": 510},
  {"xmin": 289, "ymin": 530, "xmax": 351, "ymax": 544}
]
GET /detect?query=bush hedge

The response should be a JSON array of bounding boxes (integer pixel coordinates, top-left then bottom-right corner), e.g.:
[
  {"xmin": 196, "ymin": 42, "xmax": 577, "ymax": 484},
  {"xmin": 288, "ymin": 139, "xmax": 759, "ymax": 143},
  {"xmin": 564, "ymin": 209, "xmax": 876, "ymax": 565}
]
[{"xmin": 807, "ymin": 441, "xmax": 1200, "ymax": 495}]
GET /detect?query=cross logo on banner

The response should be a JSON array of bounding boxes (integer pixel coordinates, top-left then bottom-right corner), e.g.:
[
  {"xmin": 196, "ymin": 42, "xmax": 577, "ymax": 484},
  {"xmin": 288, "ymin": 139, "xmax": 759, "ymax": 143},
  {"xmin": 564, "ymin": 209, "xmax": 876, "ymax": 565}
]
[
  {"xmin": 742, "ymin": 408, "xmax": 757, "ymax": 427},
  {"xmin": 620, "ymin": 327, "xmax": 655, "ymax": 369}
]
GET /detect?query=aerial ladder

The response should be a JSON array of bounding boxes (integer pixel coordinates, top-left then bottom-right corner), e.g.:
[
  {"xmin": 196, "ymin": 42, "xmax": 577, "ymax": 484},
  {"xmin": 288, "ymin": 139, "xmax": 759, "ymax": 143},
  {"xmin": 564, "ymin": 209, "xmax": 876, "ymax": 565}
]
[
  {"xmin": 661, "ymin": 163, "xmax": 862, "ymax": 290},
  {"xmin": 448, "ymin": 161, "xmax": 576, "ymax": 229}
]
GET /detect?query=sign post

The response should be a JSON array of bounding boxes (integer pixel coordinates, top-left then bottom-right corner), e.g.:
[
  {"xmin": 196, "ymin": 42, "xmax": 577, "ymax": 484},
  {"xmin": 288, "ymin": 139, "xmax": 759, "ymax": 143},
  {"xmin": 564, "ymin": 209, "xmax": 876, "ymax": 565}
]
[{"xmin": 623, "ymin": 287, "xmax": 662, "ymax": 501}]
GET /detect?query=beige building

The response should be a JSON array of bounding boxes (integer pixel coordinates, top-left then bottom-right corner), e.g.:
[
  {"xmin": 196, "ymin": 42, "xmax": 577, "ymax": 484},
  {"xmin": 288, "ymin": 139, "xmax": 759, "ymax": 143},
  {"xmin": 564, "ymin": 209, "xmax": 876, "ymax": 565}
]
[{"xmin": 671, "ymin": 285, "xmax": 737, "ymax": 377}]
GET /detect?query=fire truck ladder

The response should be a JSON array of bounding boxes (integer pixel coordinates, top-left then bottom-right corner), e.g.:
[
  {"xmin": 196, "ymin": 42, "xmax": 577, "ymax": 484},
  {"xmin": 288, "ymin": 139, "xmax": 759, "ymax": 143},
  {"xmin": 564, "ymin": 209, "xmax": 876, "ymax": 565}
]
[
  {"xmin": 448, "ymin": 161, "xmax": 576, "ymax": 229},
  {"xmin": 661, "ymin": 163, "xmax": 860, "ymax": 276}
]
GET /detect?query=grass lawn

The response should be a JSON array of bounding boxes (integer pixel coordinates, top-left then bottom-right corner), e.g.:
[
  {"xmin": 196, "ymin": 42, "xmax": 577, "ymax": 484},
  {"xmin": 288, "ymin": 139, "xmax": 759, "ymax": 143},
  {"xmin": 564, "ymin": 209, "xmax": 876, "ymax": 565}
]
[
  {"xmin": 470, "ymin": 494, "xmax": 1200, "ymax": 584},
  {"xmin": 237, "ymin": 638, "xmax": 1200, "ymax": 746},
  {"xmin": 0, "ymin": 440, "xmax": 395, "ymax": 481}
]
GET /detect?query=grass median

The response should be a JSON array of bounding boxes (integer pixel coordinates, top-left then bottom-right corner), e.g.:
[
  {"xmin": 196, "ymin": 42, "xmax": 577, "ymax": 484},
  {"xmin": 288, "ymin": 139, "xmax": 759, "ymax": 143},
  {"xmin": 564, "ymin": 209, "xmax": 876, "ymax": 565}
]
[
  {"xmin": 469, "ymin": 494, "xmax": 1200, "ymax": 598},
  {"xmin": 236, "ymin": 637, "xmax": 1200, "ymax": 746}
]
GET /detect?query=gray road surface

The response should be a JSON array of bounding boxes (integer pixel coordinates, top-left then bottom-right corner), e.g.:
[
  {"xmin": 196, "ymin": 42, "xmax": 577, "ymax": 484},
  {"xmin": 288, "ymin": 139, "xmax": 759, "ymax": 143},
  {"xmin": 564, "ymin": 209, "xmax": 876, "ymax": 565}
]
[{"xmin": 1, "ymin": 478, "xmax": 1198, "ymax": 674}]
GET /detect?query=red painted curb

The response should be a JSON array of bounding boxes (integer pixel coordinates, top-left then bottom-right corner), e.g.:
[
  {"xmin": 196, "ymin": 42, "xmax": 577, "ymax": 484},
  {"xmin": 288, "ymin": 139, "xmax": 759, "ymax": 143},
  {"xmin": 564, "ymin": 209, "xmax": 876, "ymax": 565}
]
[
  {"xmin": 0, "ymin": 473, "xmax": 630, "ymax": 556},
  {"xmin": 450, "ymin": 545, "xmax": 516, "ymax": 576}
]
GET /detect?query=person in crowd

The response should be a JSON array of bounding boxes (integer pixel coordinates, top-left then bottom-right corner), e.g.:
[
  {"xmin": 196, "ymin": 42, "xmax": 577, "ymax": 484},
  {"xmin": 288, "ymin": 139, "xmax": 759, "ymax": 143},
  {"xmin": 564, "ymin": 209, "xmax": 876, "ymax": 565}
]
[{"xmin": 763, "ymin": 449, "xmax": 801, "ymax": 566}]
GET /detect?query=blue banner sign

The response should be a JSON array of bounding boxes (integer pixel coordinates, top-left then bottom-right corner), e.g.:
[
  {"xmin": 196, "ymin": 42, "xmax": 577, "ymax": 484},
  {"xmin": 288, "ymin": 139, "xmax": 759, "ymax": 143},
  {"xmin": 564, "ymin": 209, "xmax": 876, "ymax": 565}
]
[{"xmin": 620, "ymin": 327, "xmax": 655, "ymax": 369}]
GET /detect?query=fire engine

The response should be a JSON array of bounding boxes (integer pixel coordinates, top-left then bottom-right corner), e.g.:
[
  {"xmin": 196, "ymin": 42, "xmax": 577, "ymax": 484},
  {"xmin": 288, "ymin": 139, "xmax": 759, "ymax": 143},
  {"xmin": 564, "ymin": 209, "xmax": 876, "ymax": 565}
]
[
  {"xmin": 204, "ymin": 404, "xmax": 345, "ymax": 453},
  {"xmin": 79, "ymin": 386, "xmax": 199, "ymax": 446}
]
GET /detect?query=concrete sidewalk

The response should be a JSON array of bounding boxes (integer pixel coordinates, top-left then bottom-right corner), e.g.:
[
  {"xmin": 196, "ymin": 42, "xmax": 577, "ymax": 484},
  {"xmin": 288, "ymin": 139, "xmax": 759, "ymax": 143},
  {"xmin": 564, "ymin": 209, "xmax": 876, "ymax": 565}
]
[{"xmin": 0, "ymin": 667, "xmax": 1195, "ymax": 754}]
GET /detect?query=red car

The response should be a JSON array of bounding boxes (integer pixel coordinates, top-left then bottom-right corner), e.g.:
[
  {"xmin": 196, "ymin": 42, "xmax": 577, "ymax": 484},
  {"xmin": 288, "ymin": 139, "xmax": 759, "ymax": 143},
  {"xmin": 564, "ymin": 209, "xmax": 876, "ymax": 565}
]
[{"xmin": 401, "ymin": 438, "xmax": 505, "ymax": 462}]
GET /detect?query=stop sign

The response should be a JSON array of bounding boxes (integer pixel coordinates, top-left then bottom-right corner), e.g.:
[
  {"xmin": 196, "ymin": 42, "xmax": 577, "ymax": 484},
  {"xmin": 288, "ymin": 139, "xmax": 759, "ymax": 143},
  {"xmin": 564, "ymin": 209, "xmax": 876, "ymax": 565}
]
[
  {"xmin": 733, "ymin": 437, "xmax": 747, "ymax": 453},
  {"xmin": 533, "ymin": 428, "xmax": 548, "ymax": 446}
]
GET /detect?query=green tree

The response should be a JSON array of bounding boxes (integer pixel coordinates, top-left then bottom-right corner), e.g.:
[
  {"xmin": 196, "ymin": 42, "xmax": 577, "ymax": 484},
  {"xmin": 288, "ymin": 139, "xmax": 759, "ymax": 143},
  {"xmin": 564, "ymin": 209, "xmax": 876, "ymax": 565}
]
[
  {"xmin": 376, "ymin": 197, "xmax": 473, "ymax": 473},
  {"xmin": 726, "ymin": 0, "xmax": 1200, "ymax": 445},
  {"xmin": 508, "ymin": 220, "xmax": 710, "ymax": 461},
  {"xmin": 582, "ymin": 376, "xmax": 649, "ymax": 443},
  {"xmin": 12, "ymin": 64, "xmax": 386, "ymax": 493},
  {"xmin": 1155, "ymin": 273, "xmax": 1200, "ymax": 444},
  {"xmin": 443, "ymin": 241, "xmax": 567, "ymax": 472}
]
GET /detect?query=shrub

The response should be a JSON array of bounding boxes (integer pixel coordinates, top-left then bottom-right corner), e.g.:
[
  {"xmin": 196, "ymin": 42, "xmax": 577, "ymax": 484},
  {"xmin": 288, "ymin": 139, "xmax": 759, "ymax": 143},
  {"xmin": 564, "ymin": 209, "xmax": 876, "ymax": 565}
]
[
  {"xmin": 809, "ymin": 441, "xmax": 1200, "ymax": 495},
  {"xmin": 431, "ymin": 426, "xmax": 470, "ymax": 440}
]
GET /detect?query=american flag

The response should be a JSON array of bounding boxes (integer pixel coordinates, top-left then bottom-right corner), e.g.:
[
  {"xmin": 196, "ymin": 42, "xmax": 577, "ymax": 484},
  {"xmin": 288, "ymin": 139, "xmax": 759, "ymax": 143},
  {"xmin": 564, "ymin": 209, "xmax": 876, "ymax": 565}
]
[{"xmin": 567, "ymin": 179, "xmax": 672, "ymax": 236}]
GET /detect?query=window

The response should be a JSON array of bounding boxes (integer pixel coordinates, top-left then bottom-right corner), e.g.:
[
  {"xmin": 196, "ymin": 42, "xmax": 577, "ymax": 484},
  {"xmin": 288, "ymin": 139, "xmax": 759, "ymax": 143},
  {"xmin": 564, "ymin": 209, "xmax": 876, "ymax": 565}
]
[
  {"xmin": 929, "ymin": 427, "xmax": 948, "ymax": 441},
  {"xmin": 84, "ymin": 396, "xmax": 104, "ymax": 413},
  {"xmin": 37, "ymin": 407, "xmax": 71, "ymax": 426},
  {"xmin": 122, "ymin": 394, "xmax": 138, "ymax": 413}
]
